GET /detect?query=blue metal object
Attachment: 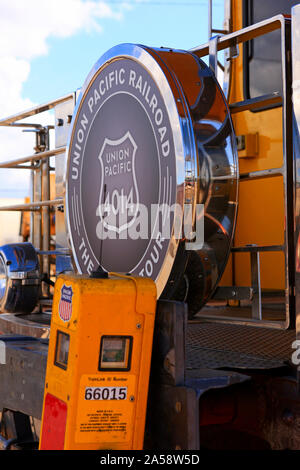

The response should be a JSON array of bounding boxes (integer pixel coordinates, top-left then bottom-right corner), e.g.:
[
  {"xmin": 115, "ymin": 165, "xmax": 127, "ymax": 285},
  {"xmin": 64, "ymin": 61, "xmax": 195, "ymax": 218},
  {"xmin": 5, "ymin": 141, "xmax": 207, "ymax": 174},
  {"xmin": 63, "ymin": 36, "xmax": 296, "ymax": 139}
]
[{"xmin": 0, "ymin": 243, "xmax": 40, "ymax": 313}]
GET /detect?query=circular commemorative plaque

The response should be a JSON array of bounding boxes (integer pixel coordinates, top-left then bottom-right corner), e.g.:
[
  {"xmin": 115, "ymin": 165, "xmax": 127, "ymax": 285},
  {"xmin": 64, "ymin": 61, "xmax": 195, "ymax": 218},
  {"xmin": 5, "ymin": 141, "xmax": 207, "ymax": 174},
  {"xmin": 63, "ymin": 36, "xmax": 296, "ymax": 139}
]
[{"xmin": 66, "ymin": 44, "xmax": 238, "ymax": 311}]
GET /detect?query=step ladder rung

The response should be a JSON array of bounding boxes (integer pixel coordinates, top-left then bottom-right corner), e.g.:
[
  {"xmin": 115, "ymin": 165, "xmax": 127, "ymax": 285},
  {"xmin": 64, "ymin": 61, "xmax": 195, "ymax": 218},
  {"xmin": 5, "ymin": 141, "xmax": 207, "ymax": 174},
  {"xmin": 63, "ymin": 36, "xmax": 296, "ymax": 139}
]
[
  {"xmin": 239, "ymin": 167, "xmax": 283, "ymax": 182},
  {"xmin": 230, "ymin": 93, "xmax": 282, "ymax": 114},
  {"xmin": 231, "ymin": 244, "xmax": 284, "ymax": 253}
]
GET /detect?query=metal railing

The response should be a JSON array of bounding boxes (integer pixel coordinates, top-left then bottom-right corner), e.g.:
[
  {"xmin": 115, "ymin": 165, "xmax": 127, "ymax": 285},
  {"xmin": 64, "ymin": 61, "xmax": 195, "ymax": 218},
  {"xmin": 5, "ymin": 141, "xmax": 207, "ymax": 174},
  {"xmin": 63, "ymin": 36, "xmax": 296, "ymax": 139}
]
[
  {"xmin": 192, "ymin": 14, "xmax": 293, "ymax": 329},
  {"xmin": 0, "ymin": 93, "xmax": 75, "ymax": 298}
]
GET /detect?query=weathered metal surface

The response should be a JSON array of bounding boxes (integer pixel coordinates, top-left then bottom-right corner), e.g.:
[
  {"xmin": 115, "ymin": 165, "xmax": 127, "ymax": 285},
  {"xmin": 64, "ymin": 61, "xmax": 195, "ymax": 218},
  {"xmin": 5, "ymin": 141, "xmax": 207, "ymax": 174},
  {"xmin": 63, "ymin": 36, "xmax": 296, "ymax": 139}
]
[
  {"xmin": 0, "ymin": 314, "xmax": 50, "ymax": 339},
  {"xmin": 145, "ymin": 384, "xmax": 200, "ymax": 450},
  {"xmin": 150, "ymin": 300, "xmax": 187, "ymax": 386},
  {"xmin": 0, "ymin": 336, "xmax": 47, "ymax": 420}
]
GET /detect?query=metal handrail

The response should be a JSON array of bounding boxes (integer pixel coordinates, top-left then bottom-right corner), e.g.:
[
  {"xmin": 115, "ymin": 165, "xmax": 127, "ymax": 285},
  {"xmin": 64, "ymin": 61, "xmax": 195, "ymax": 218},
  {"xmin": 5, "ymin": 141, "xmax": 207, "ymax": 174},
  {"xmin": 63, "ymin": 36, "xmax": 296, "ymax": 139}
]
[
  {"xmin": 230, "ymin": 93, "xmax": 283, "ymax": 113},
  {"xmin": 0, "ymin": 93, "xmax": 74, "ymax": 126},
  {"xmin": 239, "ymin": 167, "xmax": 283, "ymax": 181},
  {"xmin": 208, "ymin": 0, "xmax": 229, "ymax": 39},
  {"xmin": 231, "ymin": 245, "xmax": 285, "ymax": 253},
  {"xmin": 191, "ymin": 14, "xmax": 288, "ymax": 57},
  {"xmin": 0, "ymin": 199, "xmax": 64, "ymax": 212},
  {"xmin": 196, "ymin": 13, "xmax": 293, "ymax": 330},
  {"xmin": 0, "ymin": 93, "xmax": 74, "ymax": 300},
  {"xmin": 0, "ymin": 147, "xmax": 66, "ymax": 169}
]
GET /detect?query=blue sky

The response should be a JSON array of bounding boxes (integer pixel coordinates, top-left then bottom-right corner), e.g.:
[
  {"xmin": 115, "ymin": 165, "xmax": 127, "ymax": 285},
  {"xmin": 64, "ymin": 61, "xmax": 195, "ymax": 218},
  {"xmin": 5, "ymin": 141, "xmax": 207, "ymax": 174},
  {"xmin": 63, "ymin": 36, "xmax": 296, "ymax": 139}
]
[
  {"xmin": 0, "ymin": 0, "xmax": 225, "ymax": 198},
  {"xmin": 23, "ymin": 0, "xmax": 224, "ymax": 103}
]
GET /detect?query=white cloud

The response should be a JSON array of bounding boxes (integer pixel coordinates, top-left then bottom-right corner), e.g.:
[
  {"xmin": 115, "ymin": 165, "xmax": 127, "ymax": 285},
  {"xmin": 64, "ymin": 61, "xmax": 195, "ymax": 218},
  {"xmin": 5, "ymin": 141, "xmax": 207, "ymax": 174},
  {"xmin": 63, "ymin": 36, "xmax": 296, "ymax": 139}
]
[
  {"xmin": 0, "ymin": 0, "xmax": 122, "ymax": 196},
  {"xmin": 0, "ymin": 0, "xmax": 121, "ymax": 60}
]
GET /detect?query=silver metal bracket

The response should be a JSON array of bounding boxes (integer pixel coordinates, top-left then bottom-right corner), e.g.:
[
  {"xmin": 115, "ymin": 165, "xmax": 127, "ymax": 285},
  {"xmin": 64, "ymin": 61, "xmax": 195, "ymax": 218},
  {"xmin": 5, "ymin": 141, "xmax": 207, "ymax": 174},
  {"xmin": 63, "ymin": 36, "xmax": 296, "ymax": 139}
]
[
  {"xmin": 250, "ymin": 247, "xmax": 262, "ymax": 320},
  {"xmin": 209, "ymin": 35, "xmax": 220, "ymax": 76},
  {"xmin": 228, "ymin": 38, "xmax": 239, "ymax": 61}
]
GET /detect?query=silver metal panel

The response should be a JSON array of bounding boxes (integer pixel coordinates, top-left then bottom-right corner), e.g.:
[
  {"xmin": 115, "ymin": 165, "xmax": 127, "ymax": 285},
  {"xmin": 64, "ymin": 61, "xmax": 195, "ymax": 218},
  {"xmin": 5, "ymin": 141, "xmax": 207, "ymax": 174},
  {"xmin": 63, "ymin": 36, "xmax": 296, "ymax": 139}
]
[
  {"xmin": 213, "ymin": 286, "xmax": 253, "ymax": 301},
  {"xmin": 54, "ymin": 95, "xmax": 77, "ymax": 274},
  {"xmin": 54, "ymin": 94, "xmax": 76, "ymax": 149},
  {"xmin": 55, "ymin": 194, "xmax": 73, "ymax": 275},
  {"xmin": 209, "ymin": 35, "xmax": 220, "ymax": 75},
  {"xmin": 250, "ymin": 250, "xmax": 262, "ymax": 320},
  {"xmin": 206, "ymin": 0, "xmax": 232, "ymax": 100}
]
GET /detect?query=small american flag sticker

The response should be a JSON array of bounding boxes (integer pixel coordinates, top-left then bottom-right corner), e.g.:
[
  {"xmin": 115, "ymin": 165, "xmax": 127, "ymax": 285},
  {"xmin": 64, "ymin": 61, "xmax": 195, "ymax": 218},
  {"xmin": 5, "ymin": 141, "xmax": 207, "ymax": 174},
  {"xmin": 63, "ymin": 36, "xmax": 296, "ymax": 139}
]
[{"xmin": 58, "ymin": 285, "xmax": 73, "ymax": 322}]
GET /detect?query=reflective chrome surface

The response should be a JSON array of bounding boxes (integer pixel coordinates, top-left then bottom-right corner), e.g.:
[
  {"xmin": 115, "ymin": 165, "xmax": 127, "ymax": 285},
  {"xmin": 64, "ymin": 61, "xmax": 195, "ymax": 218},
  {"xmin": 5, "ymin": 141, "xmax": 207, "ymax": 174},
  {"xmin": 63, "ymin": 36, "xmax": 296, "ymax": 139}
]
[
  {"xmin": 0, "ymin": 243, "xmax": 40, "ymax": 313},
  {"xmin": 150, "ymin": 47, "xmax": 238, "ymax": 313},
  {"xmin": 207, "ymin": 0, "xmax": 232, "ymax": 99},
  {"xmin": 65, "ymin": 44, "xmax": 238, "ymax": 311},
  {"xmin": 65, "ymin": 43, "xmax": 187, "ymax": 298},
  {"xmin": 222, "ymin": 0, "xmax": 232, "ymax": 99},
  {"xmin": 55, "ymin": 95, "xmax": 76, "ymax": 275}
]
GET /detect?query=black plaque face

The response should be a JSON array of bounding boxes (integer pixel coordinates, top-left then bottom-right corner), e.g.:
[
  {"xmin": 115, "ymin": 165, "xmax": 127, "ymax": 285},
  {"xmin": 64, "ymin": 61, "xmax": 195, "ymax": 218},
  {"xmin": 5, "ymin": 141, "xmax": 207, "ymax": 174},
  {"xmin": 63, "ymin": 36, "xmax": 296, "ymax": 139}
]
[{"xmin": 67, "ymin": 57, "xmax": 177, "ymax": 280}]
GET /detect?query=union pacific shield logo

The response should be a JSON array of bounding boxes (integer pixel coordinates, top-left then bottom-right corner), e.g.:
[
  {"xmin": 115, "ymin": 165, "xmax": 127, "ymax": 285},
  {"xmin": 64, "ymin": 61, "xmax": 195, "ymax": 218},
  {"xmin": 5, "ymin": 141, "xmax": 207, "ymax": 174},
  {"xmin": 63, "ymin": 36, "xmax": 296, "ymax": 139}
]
[
  {"xmin": 58, "ymin": 285, "xmax": 73, "ymax": 322},
  {"xmin": 66, "ymin": 54, "xmax": 176, "ymax": 285},
  {"xmin": 96, "ymin": 131, "xmax": 139, "ymax": 236}
]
